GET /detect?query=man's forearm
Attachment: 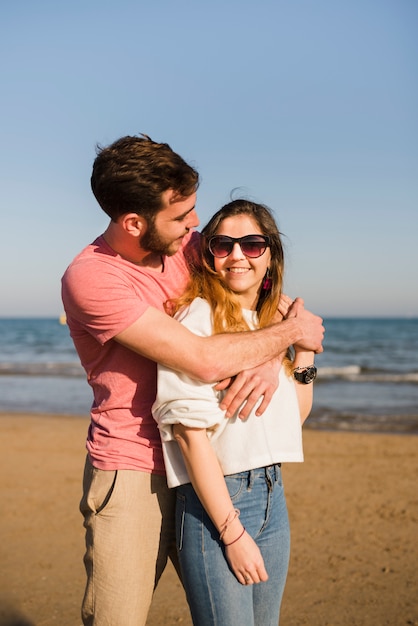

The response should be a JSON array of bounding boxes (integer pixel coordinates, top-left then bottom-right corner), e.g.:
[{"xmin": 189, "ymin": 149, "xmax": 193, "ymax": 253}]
[
  {"xmin": 198, "ymin": 317, "xmax": 306, "ymax": 383},
  {"xmin": 115, "ymin": 305, "xmax": 323, "ymax": 384}
]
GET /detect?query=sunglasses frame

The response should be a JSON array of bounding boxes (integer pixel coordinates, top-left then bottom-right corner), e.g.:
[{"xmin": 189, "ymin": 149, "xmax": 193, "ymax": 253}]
[{"xmin": 208, "ymin": 234, "xmax": 271, "ymax": 258}]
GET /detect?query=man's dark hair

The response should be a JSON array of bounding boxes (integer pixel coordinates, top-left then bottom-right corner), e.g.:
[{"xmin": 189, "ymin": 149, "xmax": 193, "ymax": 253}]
[{"xmin": 91, "ymin": 134, "xmax": 199, "ymax": 221}]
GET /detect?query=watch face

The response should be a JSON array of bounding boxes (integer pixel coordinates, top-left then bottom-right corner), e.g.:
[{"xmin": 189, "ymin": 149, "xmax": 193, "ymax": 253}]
[
  {"xmin": 304, "ymin": 367, "xmax": 317, "ymax": 383},
  {"xmin": 294, "ymin": 366, "xmax": 317, "ymax": 384}
]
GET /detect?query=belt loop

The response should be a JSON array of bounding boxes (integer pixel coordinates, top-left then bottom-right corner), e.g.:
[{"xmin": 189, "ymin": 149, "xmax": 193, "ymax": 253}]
[
  {"xmin": 265, "ymin": 466, "xmax": 273, "ymax": 491},
  {"xmin": 247, "ymin": 469, "xmax": 254, "ymax": 490}
]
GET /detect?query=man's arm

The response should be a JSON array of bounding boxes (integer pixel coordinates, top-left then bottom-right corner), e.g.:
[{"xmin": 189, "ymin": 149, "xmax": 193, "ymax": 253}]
[
  {"xmin": 115, "ymin": 302, "xmax": 324, "ymax": 384},
  {"xmin": 214, "ymin": 296, "xmax": 323, "ymax": 418}
]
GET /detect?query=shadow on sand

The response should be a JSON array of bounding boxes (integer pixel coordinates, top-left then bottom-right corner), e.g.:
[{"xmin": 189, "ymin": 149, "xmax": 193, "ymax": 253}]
[{"xmin": 0, "ymin": 599, "xmax": 35, "ymax": 626}]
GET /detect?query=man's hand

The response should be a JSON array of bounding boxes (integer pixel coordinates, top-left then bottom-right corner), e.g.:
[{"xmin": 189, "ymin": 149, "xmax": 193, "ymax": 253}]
[
  {"xmin": 213, "ymin": 296, "xmax": 324, "ymax": 419},
  {"xmin": 277, "ymin": 294, "xmax": 294, "ymax": 320},
  {"xmin": 215, "ymin": 358, "xmax": 282, "ymax": 419},
  {"xmin": 285, "ymin": 297, "xmax": 324, "ymax": 354}
]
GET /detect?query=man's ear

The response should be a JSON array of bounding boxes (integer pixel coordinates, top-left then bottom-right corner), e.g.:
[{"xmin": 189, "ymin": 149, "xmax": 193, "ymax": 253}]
[{"xmin": 120, "ymin": 213, "xmax": 147, "ymax": 237}]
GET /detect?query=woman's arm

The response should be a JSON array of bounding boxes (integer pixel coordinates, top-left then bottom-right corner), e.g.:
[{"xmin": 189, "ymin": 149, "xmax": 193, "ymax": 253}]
[
  {"xmin": 173, "ymin": 424, "xmax": 268, "ymax": 585},
  {"xmin": 292, "ymin": 349, "xmax": 316, "ymax": 423}
]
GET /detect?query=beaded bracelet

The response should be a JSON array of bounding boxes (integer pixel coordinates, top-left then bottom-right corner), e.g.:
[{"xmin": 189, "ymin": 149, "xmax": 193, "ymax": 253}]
[{"xmin": 224, "ymin": 527, "xmax": 246, "ymax": 547}]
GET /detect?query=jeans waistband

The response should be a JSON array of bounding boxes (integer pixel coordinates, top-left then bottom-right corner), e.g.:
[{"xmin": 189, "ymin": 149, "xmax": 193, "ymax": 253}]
[{"xmin": 226, "ymin": 463, "xmax": 282, "ymax": 488}]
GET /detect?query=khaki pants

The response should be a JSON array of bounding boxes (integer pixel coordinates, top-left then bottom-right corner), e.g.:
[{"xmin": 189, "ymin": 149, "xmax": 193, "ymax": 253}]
[{"xmin": 80, "ymin": 456, "xmax": 180, "ymax": 626}]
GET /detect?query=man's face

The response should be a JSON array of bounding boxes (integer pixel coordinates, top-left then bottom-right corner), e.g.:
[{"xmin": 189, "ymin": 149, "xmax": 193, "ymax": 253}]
[{"xmin": 141, "ymin": 189, "xmax": 199, "ymax": 256}]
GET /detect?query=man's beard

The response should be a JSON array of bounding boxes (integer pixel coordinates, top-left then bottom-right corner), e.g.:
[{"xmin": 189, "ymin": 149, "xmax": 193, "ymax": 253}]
[{"xmin": 140, "ymin": 221, "xmax": 179, "ymax": 257}]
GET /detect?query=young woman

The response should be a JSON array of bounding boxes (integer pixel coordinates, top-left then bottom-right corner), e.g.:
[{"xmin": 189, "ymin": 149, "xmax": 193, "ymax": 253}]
[{"xmin": 152, "ymin": 199, "xmax": 317, "ymax": 626}]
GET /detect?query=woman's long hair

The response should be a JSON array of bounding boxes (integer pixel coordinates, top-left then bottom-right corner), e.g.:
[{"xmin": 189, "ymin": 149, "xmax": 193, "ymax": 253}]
[{"xmin": 171, "ymin": 199, "xmax": 286, "ymax": 334}]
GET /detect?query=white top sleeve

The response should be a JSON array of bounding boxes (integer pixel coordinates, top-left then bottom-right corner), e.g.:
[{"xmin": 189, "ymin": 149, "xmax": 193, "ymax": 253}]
[{"xmin": 152, "ymin": 298, "xmax": 226, "ymax": 437}]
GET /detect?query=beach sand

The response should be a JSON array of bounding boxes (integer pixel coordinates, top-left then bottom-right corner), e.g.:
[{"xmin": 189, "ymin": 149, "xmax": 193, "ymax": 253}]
[{"xmin": 0, "ymin": 413, "xmax": 417, "ymax": 626}]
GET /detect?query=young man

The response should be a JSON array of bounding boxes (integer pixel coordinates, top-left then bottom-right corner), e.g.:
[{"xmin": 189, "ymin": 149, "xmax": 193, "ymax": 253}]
[{"xmin": 61, "ymin": 134, "xmax": 324, "ymax": 626}]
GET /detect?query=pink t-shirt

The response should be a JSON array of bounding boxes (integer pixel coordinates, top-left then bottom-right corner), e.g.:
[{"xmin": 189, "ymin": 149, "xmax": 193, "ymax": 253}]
[{"xmin": 61, "ymin": 231, "xmax": 200, "ymax": 474}]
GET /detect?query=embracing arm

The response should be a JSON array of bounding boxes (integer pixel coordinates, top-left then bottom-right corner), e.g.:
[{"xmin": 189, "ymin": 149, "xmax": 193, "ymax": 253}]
[
  {"xmin": 172, "ymin": 424, "xmax": 268, "ymax": 585},
  {"xmin": 115, "ymin": 304, "xmax": 322, "ymax": 383},
  {"xmin": 216, "ymin": 296, "xmax": 322, "ymax": 418}
]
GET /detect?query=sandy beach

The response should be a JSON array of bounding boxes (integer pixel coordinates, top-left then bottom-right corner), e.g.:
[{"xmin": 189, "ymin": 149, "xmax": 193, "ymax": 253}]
[{"xmin": 0, "ymin": 413, "xmax": 417, "ymax": 626}]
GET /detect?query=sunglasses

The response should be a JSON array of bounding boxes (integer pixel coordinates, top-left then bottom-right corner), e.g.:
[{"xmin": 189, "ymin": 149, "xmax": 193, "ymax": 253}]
[{"xmin": 208, "ymin": 234, "xmax": 270, "ymax": 258}]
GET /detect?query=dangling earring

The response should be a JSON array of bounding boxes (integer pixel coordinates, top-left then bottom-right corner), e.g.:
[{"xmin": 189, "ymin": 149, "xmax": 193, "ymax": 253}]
[{"xmin": 262, "ymin": 268, "xmax": 272, "ymax": 291}]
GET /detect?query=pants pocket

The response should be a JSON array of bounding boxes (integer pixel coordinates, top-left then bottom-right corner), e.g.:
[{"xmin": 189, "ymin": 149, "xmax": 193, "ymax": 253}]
[{"xmin": 80, "ymin": 456, "xmax": 118, "ymax": 516}]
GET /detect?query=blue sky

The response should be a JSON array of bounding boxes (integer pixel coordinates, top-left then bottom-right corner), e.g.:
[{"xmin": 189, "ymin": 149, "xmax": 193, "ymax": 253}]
[{"xmin": 1, "ymin": 0, "xmax": 417, "ymax": 317}]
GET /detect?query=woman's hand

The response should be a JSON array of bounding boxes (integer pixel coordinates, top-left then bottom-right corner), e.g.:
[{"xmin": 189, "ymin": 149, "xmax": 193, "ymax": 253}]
[{"xmin": 224, "ymin": 528, "xmax": 269, "ymax": 585}]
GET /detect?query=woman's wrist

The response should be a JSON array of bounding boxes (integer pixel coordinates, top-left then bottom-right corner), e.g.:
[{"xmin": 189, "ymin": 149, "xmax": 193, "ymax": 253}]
[
  {"xmin": 293, "ymin": 349, "xmax": 315, "ymax": 367},
  {"xmin": 224, "ymin": 526, "xmax": 246, "ymax": 547},
  {"xmin": 292, "ymin": 350, "xmax": 317, "ymax": 385},
  {"xmin": 219, "ymin": 510, "xmax": 244, "ymax": 544}
]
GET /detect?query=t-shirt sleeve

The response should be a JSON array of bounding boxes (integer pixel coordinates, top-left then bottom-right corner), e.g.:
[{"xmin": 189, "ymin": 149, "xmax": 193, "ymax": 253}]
[
  {"xmin": 61, "ymin": 257, "xmax": 149, "ymax": 344},
  {"xmin": 152, "ymin": 298, "xmax": 226, "ymax": 440}
]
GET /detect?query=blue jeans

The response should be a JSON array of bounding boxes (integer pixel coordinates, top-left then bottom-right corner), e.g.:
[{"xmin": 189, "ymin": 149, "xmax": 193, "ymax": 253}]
[{"xmin": 176, "ymin": 464, "xmax": 290, "ymax": 626}]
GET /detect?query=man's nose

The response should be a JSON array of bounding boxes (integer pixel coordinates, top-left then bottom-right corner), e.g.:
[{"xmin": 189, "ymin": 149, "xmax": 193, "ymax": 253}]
[{"xmin": 187, "ymin": 209, "xmax": 200, "ymax": 229}]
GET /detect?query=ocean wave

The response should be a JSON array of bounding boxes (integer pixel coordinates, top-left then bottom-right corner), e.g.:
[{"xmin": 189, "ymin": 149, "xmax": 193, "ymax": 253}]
[
  {"xmin": 0, "ymin": 362, "xmax": 85, "ymax": 377},
  {"xmin": 319, "ymin": 365, "xmax": 361, "ymax": 376},
  {"xmin": 318, "ymin": 366, "xmax": 418, "ymax": 384},
  {"xmin": 1, "ymin": 361, "xmax": 417, "ymax": 384}
]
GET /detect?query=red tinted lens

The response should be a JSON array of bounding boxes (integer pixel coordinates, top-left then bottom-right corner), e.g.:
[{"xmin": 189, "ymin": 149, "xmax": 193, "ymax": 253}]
[
  {"xmin": 209, "ymin": 237, "xmax": 233, "ymax": 257},
  {"xmin": 240, "ymin": 237, "xmax": 268, "ymax": 257}
]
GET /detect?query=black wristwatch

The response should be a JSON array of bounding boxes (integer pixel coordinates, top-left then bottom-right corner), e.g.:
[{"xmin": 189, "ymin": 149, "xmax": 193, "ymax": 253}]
[{"xmin": 293, "ymin": 365, "xmax": 317, "ymax": 384}]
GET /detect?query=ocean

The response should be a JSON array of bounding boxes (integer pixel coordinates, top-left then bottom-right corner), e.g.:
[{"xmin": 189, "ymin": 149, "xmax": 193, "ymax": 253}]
[{"xmin": 0, "ymin": 317, "xmax": 417, "ymax": 434}]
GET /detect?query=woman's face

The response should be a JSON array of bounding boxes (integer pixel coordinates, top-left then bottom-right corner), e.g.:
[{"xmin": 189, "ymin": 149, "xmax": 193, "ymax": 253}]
[{"xmin": 212, "ymin": 214, "xmax": 271, "ymax": 310}]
